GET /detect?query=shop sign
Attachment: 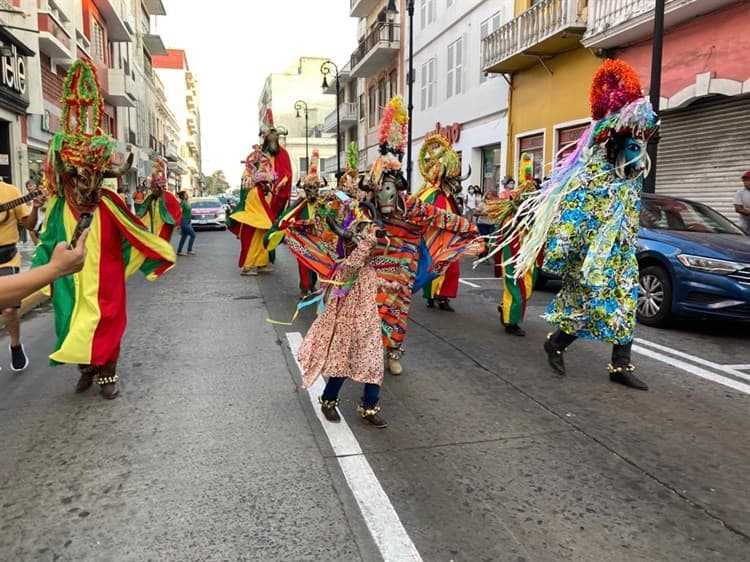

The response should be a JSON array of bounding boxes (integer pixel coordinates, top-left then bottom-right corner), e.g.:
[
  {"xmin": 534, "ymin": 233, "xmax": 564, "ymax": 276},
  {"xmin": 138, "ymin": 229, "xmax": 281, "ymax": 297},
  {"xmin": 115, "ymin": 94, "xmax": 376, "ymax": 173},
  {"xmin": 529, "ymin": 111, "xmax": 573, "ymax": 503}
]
[
  {"xmin": 1, "ymin": 44, "xmax": 26, "ymax": 96},
  {"xmin": 425, "ymin": 121, "xmax": 461, "ymax": 144}
]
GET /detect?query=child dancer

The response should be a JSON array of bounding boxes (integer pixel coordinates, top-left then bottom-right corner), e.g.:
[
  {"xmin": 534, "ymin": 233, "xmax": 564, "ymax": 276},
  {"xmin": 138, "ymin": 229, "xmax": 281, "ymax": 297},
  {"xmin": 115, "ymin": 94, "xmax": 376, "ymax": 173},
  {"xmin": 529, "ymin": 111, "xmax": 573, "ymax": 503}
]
[{"xmin": 295, "ymin": 216, "xmax": 399, "ymax": 428}]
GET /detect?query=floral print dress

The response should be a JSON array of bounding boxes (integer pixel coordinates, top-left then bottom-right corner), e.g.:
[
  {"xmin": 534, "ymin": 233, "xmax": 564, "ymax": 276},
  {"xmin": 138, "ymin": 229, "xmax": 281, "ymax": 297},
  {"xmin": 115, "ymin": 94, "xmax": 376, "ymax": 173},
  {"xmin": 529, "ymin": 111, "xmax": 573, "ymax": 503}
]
[
  {"xmin": 542, "ymin": 148, "xmax": 641, "ymax": 345},
  {"xmin": 297, "ymin": 232, "xmax": 389, "ymax": 388}
]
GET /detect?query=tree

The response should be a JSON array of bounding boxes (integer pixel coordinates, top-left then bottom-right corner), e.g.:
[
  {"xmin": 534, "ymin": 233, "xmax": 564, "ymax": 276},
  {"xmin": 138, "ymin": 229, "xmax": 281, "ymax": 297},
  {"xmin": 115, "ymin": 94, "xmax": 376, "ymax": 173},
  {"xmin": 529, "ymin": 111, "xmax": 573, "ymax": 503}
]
[{"xmin": 205, "ymin": 170, "xmax": 229, "ymax": 194}]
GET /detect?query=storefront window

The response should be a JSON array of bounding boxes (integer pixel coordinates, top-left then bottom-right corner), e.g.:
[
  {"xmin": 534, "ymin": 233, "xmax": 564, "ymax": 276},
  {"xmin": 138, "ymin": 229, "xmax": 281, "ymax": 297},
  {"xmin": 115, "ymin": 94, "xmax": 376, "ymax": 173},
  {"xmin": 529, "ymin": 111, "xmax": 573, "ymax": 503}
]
[
  {"xmin": 518, "ymin": 133, "xmax": 544, "ymax": 181},
  {"xmin": 556, "ymin": 124, "xmax": 588, "ymax": 163},
  {"xmin": 27, "ymin": 150, "xmax": 47, "ymax": 185},
  {"xmin": 481, "ymin": 144, "xmax": 502, "ymax": 193}
]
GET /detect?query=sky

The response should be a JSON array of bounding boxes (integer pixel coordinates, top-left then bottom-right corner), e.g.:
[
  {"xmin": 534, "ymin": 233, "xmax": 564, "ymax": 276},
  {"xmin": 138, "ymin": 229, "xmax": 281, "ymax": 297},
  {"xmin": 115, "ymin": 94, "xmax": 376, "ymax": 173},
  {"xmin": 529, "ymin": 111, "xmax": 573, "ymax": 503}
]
[{"xmin": 157, "ymin": 0, "xmax": 358, "ymax": 187}]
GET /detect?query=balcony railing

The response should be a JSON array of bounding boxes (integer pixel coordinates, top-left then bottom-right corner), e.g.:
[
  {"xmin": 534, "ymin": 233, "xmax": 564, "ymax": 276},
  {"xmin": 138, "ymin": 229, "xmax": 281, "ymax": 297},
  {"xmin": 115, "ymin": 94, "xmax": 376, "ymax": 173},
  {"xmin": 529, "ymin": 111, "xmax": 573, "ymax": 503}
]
[
  {"xmin": 37, "ymin": 11, "xmax": 73, "ymax": 59},
  {"xmin": 350, "ymin": 22, "xmax": 400, "ymax": 78},
  {"xmin": 583, "ymin": 0, "xmax": 737, "ymax": 48},
  {"xmin": 323, "ymin": 102, "xmax": 359, "ymax": 133},
  {"xmin": 482, "ymin": 0, "xmax": 587, "ymax": 75}
]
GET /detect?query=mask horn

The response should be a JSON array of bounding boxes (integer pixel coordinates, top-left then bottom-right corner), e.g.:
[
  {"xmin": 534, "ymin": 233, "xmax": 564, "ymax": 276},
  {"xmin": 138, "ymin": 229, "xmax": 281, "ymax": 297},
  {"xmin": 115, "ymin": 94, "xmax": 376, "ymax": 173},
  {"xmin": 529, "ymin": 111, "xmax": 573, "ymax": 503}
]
[
  {"xmin": 460, "ymin": 164, "xmax": 472, "ymax": 181},
  {"xmin": 296, "ymin": 178, "xmax": 302, "ymax": 188},
  {"xmin": 359, "ymin": 200, "xmax": 386, "ymax": 237},
  {"xmin": 326, "ymin": 215, "xmax": 353, "ymax": 240},
  {"xmin": 103, "ymin": 152, "xmax": 134, "ymax": 178},
  {"xmin": 322, "ymin": 176, "xmax": 328, "ymax": 187},
  {"xmin": 358, "ymin": 174, "xmax": 373, "ymax": 192}
]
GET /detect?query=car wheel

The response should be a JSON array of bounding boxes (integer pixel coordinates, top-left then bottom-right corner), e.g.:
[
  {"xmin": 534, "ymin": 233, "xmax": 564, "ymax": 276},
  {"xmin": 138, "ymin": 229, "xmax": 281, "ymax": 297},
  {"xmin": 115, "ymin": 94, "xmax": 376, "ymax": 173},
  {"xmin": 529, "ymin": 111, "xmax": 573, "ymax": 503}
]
[{"xmin": 637, "ymin": 265, "xmax": 672, "ymax": 327}]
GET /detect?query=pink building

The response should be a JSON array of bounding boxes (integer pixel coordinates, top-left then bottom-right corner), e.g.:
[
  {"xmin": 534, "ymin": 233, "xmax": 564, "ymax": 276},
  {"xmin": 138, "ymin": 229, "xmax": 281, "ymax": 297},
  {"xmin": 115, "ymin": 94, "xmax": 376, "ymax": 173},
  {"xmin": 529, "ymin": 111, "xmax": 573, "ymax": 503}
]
[{"xmin": 583, "ymin": 0, "xmax": 750, "ymax": 218}]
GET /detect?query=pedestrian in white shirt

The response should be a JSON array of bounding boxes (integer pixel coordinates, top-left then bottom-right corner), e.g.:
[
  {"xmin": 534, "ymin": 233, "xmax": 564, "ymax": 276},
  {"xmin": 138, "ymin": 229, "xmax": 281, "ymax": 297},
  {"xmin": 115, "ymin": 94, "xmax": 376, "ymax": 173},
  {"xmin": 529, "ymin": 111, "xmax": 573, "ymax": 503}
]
[{"xmin": 734, "ymin": 171, "xmax": 750, "ymax": 234}]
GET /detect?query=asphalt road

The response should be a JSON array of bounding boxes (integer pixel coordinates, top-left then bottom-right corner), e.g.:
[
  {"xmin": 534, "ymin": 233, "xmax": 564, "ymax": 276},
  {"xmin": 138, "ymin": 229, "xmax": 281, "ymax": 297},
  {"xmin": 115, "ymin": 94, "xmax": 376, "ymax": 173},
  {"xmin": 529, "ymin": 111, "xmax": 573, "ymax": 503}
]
[{"xmin": 1, "ymin": 229, "xmax": 748, "ymax": 561}]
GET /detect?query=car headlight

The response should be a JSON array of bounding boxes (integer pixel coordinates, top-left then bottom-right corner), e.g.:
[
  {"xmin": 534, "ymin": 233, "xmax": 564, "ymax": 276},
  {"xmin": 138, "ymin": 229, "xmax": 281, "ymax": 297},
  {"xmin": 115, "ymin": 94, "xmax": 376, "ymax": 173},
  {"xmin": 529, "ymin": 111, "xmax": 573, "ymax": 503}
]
[{"xmin": 676, "ymin": 254, "xmax": 749, "ymax": 275}]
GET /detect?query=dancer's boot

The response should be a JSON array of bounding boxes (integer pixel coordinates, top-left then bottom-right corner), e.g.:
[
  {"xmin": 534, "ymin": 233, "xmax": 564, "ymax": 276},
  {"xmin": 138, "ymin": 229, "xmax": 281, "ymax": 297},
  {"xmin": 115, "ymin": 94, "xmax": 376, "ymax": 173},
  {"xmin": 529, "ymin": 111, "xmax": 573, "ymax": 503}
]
[
  {"xmin": 544, "ymin": 330, "xmax": 577, "ymax": 376},
  {"xmin": 608, "ymin": 342, "xmax": 648, "ymax": 391}
]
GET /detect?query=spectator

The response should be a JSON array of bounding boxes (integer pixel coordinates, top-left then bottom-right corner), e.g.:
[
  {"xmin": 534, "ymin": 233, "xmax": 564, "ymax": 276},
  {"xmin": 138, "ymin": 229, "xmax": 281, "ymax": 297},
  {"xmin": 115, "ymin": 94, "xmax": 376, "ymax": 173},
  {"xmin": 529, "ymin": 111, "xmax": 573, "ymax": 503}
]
[
  {"xmin": 464, "ymin": 185, "xmax": 481, "ymax": 223},
  {"xmin": 501, "ymin": 175, "xmax": 516, "ymax": 191},
  {"xmin": 176, "ymin": 191, "xmax": 196, "ymax": 256},
  {"xmin": 475, "ymin": 185, "xmax": 499, "ymax": 258},
  {"xmin": 734, "ymin": 171, "xmax": 750, "ymax": 234},
  {"xmin": 0, "ymin": 231, "xmax": 88, "ymax": 308}
]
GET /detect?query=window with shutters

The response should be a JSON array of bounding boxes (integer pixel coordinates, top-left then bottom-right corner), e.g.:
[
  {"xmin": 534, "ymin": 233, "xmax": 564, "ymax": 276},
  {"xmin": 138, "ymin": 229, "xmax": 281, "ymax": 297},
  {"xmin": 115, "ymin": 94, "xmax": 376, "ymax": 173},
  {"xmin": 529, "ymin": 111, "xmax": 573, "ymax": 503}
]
[
  {"xmin": 389, "ymin": 69, "xmax": 398, "ymax": 99},
  {"xmin": 420, "ymin": 58, "xmax": 436, "ymax": 110},
  {"xmin": 378, "ymin": 78, "xmax": 387, "ymax": 121},
  {"xmin": 420, "ymin": 0, "xmax": 436, "ymax": 30},
  {"xmin": 446, "ymin": 38, "xmax": 462, "ymax": 98},
  {"xmin": 480, "ymin": 12, "xmax": 503, "ymax": 83},
  {"xmin": 368, "ymin": 87, "xmax": 377, "ymax": 128}
]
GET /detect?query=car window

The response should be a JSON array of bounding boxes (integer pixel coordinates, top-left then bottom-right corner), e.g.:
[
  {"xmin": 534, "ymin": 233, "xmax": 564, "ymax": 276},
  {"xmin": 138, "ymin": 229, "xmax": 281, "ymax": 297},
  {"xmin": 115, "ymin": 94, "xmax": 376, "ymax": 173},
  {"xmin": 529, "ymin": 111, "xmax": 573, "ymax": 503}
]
[
  {"xmin": 640, "ymin": 198, "xmax": 743, "ymax": 234},
  {"xmin": 192, "ymin": 200, "xmax": 221, "ymax": 208}
]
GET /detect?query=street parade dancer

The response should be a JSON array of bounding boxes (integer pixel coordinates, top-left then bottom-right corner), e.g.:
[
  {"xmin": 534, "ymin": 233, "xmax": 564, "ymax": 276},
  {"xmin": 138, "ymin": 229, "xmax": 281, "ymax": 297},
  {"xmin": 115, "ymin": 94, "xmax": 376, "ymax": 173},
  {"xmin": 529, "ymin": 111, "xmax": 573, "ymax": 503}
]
[
  {"xmin": 136, "ymin": 156, "xmax": 182, "ymax": 242},
  {"xmin": 289, "ymin": 198, "xmax": 399, "ymax": 428},
  {"xmin": 227, "ymin": 147, "xmax": 278, "ymax": 276},
  {"xmin": 481, "ymin": 180, "xmax": 540, "ymax": 336},
  {"xmin": 360, "ymin": 97, "xmax": 484, "ymax": 375},
  {"xmin": 498, "ymin": 59, "xmax": 657, "ymax": 390},
  {"xmin": 32, "ymin": 59, "xmax": 176, "ymax": 399},
  {"xmin": 259, "ymin": 110, "xmax": 293, "ymax": 218},
  {"xmin": 264, "ymin": 150, "xmax": 327, "ymax": 299},
  {"xmin": 415, "ymin": 133, "xmax": 470, "ymax": 312}
]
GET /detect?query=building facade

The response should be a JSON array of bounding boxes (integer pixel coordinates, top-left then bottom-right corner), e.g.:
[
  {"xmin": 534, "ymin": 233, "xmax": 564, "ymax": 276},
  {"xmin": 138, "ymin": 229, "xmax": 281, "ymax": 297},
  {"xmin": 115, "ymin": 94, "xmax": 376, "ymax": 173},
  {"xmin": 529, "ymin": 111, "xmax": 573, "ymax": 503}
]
[
  {"xmin": 153, "ymin": 49, "xmax": 202, "ymax": 194},
  {"xmin": 257, "ymin": 57, "xmax": 337, "ymax": 184},
  {"xmin": 0, "ymin": 0, "xmax": 199, "ymax": 197},
  {"xmin": 584, "ymin": 0, "xmax": 750, "ymax": 218},
  {"xmin": 484, "ymin": 0, "xmax": 599, "ymax": 184},
  {"xmin": 411, "ymin": 0, "xmax": 513, "ymax": 193}
]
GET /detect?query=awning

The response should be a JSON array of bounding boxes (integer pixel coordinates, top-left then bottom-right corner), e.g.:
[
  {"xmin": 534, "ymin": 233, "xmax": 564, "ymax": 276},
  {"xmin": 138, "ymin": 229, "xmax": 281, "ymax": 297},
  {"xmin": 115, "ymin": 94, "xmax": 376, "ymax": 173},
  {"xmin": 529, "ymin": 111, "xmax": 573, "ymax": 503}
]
[{"xmin": 0, "ymin": 26, "xmax": 35, "ymax": 57}]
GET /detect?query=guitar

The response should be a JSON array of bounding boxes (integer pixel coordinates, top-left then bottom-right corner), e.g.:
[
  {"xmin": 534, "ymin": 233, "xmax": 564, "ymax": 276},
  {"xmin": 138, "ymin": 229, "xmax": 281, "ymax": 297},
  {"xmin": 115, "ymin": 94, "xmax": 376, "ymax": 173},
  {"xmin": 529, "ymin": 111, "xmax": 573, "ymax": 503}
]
[{"xmin": 0, "ymin": 188, "xmax": 44, "ymax": 224}]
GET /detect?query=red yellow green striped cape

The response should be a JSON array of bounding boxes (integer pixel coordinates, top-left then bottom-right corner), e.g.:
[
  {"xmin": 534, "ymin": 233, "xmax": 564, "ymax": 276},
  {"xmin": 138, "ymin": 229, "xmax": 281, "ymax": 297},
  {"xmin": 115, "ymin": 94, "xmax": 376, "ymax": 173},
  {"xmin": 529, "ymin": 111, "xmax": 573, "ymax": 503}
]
[
  {"xmin": 263, "ymin": 197, "xmax": 315, "ymax": 252},
  {"xmin": 415, "ymin": 184, "xmax": 461, "ymax": 299},
  {"xmin": 32, "ymin": 189, "xmax": 176, "ymax": 366},
  {"xmin": 136, "ymin": 190, "xmax": 183, "ymax": 241}
]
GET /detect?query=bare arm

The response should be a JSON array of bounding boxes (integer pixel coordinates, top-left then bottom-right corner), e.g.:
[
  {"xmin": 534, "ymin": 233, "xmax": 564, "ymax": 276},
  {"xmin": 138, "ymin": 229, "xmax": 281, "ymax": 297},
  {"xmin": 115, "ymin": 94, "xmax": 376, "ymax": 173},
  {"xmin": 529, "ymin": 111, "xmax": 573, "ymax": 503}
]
[
  {"xmin": 0, "ymin": 231, "xmax": 88, "ymax": 308},
  {"xmin": 735, "ymin": 204, "xmax": 750, "ymax": 217}
]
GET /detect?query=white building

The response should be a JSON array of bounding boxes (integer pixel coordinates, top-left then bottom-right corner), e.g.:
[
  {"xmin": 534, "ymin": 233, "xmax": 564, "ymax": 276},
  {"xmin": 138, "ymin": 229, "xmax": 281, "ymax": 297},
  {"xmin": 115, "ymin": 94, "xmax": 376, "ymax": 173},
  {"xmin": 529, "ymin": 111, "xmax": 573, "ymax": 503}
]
[
  {"xmin": 410, "ymin": 0, "xmax": 513, "ymax": 193},
  {"xmin": 258, "ymin": 57, "xmax": 337, "ymax": 184}
]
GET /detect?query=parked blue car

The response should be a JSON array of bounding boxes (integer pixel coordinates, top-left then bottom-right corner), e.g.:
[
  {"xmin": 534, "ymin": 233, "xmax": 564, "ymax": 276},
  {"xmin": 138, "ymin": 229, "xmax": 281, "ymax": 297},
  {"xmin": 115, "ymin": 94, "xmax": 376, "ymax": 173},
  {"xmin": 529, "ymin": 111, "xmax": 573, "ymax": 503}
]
[{"xmin": 637, "ymin": 194, "xmax": 750, "ymax": 326}]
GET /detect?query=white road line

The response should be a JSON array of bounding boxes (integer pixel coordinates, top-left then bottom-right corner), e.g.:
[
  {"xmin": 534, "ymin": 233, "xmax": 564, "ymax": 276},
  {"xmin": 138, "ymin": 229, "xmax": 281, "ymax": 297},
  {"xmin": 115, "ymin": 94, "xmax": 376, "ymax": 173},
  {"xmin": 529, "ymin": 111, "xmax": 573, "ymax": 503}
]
[
  {"xmin": 725, "ymin": 364, "xmax": 750, "ymax": 371},
  {"xmin": 635, "ymin": 338, "xmax": 750, "ymax": 383},
  {"xmin": 286, "ymin": 332, "xmax": 422, "ymax": 562},
  {"xmin": 632, "ymin": 344, "xmax": 750, "ymax": 396},
  {"xmin": 458, "ymin": 279, "xmax": 480, "ymax": 288},
  {"xmin": 460, "ymin": 277, "xmax": 502, "ymax": 281}
]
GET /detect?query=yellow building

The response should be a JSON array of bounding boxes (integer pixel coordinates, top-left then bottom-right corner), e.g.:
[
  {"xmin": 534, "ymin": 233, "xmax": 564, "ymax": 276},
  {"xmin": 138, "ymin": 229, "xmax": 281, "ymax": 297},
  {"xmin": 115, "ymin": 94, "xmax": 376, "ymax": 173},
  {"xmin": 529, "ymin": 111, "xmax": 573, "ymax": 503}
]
[{"xmin": 484, "ymin": 0, "xmax": 601, "ymax": 180}]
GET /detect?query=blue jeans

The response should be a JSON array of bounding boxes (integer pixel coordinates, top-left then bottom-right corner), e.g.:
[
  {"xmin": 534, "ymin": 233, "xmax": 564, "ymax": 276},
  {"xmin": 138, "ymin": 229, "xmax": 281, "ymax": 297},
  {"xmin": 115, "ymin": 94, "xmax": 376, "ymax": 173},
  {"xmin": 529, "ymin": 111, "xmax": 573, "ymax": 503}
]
[
  {"xmin": 321, "ymin": 376, "xmax": 380, "ymax": 407},
  {"xmin": 177, "ymin": 219, "xmax": 196, "ymax": 253}
]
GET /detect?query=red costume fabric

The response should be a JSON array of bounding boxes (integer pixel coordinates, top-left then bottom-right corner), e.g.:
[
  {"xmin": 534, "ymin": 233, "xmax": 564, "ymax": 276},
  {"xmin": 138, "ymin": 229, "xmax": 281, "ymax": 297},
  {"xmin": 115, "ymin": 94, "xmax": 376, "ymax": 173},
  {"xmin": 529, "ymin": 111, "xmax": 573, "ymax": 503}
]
[{"xmin": 267, "ymin": 148, "xmax": 293, "ymax": 216}]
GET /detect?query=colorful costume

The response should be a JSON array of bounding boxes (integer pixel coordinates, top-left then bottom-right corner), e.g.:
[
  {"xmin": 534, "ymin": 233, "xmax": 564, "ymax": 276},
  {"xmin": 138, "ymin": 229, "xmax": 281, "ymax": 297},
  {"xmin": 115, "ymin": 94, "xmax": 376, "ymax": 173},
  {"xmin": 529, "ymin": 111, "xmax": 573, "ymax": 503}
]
[
  {"xmin": 227, "ymin": 148, "xmax": 277, "ymax": 275},
  {"xmin": 32, "ymin": 60, "xmax": 175, "ymax": 399},
  {"xmin": 501, "ymin": 59, "xmax": 657, "ymax": 390},
  {"xmin": 415, "ymin": 134, "xmax": 470, "ymax": 311},
  {"xmin": 137, "ymin": 157, "xmax": 182, "ymax": 241},
  {"xmin": 360, "ymin": 97, "xmax": 484, "ymax": 375},
  {"xmin": 481, "ymin": 182, "xmax": 539, "ymax": 336},
  {"xmin": 264, "ymin": 150, "xmax": 327, "ymax": 297},
  {"xmin": 259, "ymin": 110, "xmax": 293, "ymax": 218}
]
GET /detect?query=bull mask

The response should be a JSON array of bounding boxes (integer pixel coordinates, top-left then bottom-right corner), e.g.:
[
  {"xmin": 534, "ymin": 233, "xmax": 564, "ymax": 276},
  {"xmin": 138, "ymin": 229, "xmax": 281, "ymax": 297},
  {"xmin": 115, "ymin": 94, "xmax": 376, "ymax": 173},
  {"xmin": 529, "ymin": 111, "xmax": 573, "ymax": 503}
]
[{"xmin": 57, "ymin": 151, "xmax": 134, "ymax": 207}]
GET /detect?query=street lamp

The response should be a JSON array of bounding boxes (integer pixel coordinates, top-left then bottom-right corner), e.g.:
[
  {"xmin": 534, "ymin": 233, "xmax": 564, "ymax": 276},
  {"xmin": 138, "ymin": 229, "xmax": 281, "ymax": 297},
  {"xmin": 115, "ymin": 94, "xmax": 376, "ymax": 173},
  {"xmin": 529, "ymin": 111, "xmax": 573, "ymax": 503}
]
[
  {"xmin": 387, "ymin": 0, "xmax": 414, "ymax": 191},
  {"xmin": 294, "ymin": 100, "xmax": 310, "ymax": 174},
  {"xmin": 321, "ymin": 60, "xmax": 341, "ymax": 178},
  {"xmin": 643, "ymin": 0, "xmax": 665, "ymax": 194}
]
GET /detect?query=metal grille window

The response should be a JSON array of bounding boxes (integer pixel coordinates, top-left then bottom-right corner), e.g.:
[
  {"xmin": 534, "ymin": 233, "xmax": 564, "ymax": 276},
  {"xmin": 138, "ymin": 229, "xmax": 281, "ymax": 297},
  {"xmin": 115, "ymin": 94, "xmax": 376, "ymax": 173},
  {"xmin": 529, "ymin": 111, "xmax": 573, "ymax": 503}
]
[
  {"xmin": 480, "ymin": 12, "xmax": 502, "ymax": 83},
  {"xmin": 420, "ymin": 58, "xmax": 436, "ymax": 110},
  {"xmin": 446, "ymin": 38, "xmax": 462, "ymax": 98},
  {"xmin": 91, "ymin": 17, "xmax": 106, "ymax": 62}
]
